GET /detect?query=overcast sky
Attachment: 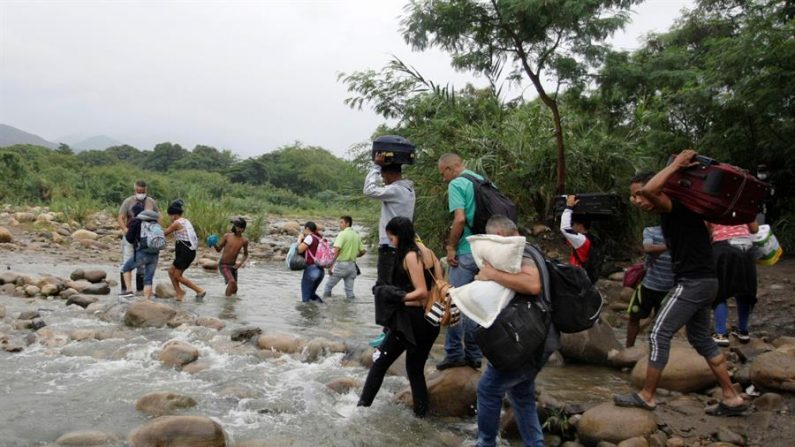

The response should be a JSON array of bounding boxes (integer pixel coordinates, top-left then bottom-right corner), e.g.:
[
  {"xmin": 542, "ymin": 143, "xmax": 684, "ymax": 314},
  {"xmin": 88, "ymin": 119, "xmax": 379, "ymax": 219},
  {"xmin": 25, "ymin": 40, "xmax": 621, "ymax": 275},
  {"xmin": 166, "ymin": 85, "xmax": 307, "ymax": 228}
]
[{"xmin": 0, "ymin": 0, "xmax": 693, "ymax": 159}]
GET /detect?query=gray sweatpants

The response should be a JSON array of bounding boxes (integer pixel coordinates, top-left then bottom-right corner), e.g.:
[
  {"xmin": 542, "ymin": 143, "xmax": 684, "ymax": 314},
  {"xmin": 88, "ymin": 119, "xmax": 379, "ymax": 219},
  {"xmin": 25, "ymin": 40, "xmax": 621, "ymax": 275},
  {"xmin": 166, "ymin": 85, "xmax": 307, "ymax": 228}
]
[{"xmin": 648, "ymin": 277, "xmax": 720, "ymax": 369}]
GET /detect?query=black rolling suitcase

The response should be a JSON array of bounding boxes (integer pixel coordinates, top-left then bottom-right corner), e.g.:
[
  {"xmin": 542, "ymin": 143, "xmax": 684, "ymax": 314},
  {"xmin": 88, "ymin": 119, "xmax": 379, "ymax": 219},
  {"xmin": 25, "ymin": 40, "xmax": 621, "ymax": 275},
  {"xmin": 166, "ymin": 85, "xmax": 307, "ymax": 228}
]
[
  {"xmin": 554, "ymin": 193, "xmax": 622, "ymax": 219},
  {"xmin": 372, "ymin": 135, "xmax": 416, "ymax": 165}
]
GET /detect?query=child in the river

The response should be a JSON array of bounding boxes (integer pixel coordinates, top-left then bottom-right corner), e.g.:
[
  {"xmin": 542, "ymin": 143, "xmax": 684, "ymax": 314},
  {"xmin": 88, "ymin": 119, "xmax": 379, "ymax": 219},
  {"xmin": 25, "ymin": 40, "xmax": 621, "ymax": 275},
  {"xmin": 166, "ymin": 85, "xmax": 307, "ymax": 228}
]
[
  {"xmin": 163, "ymin": 199, "xmax": 205, "ymax": 301},
  {"xmin": 210, "ymin": 217, "xmax": 249, "ymax": 297}
]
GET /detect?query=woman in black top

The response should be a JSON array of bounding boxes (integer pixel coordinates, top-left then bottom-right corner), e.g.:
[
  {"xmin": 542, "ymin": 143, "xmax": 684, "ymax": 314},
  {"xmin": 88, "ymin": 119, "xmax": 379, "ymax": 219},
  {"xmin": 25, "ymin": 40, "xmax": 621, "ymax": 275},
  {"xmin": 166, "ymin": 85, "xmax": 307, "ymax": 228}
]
[{"xmin": 358, "ymin": 216, "xmax": 441, "ymax": 417}]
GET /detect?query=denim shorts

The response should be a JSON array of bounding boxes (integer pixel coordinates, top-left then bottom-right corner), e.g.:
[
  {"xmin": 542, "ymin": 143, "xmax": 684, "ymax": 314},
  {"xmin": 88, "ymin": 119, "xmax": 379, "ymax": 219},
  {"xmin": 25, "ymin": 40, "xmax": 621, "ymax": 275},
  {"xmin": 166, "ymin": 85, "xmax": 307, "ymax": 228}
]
[{"xmin": 121, "ymin": 249, "xmax": 159, "ymax": 286}]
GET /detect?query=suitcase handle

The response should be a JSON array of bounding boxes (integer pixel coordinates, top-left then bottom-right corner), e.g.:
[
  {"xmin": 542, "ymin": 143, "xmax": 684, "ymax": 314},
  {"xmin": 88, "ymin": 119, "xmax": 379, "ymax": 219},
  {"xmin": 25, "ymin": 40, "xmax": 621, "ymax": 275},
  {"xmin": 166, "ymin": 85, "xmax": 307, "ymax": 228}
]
[{"xmin": 667, "ymin": 154, "xmax": 718, "ymax": 170}]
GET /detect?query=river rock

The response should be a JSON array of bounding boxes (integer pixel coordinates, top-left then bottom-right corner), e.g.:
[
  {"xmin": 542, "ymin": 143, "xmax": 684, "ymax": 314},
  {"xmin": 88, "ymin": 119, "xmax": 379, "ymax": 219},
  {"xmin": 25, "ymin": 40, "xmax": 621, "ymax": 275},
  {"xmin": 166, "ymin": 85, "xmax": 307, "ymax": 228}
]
[
  {"xmin": 159, "ymin": 340, "xmax": 200, "ymax": 368},
  {"xmin": 0, "ymin": 226, "xmax": 12, "ymax": 243},
  {"xmin": 128, "ymin": 415, "xmax": 225, "ymax": 447},
  {"xmin": 67, "ymin": 326, "xmax": 95, "ymax": 339},
  {"xmin": 196, "ymin": 317, "xmax": 225, "ymax": 331},
  {"xmin": 608, "ymin": 345, "xmax": 648, "ymax": 369},
  {"xmin": 618, "ymin": 437, "xmax": 649, "ymax": 447},
  {"xmin": 199, "ymin": 258, "xmax": 218, "ymax": 270},
  {"xmin": 24, "ymin": 285, "xmax": 40, "ymax": 297},
  {"xmin": 40, "ymin": 282, "xmax": 60, "ymax": 296},
  {"xmin": 395, "ymin": 367, "xmax": 480, "ymax": 417},
  {"xmin": 19, "ymin": 310, "xmax": 40, "ymax": 320},
  {"xmin": 608, "ymin": 271, "xmax": 625, "ymax": 282},
  {"xmin": 71, "ymin": 229, "xmax": 98, "ymax": 240},
  {"xmin": 83, "ymin": 270, "xmax": 107, "ymax": 283},
  {"xmin": 136, "ymin": 392, "xmax": 198, "ymax": 417},
  {"xmin": 70, "ymin": 269, "xmax": 85, "ymax": 281},
  {"xmin": 14, "ymin": 212, "xmax": 35, "ymax": 223},
  {"xmin": 256, "ymin": 333, "xmax": 304, "ymax": 353},
  {"xmin": 631, "ymin": 346, "xmax": 716, "ymax": 393},
  {"xmin": 771, "ymin": 336, "xmax": 795, "ymax": 349},
  {"xmin": 82, "ymin": 282, "xmax": 110, "ymax": 295},
  {"xmin": 55, "ymin": 430, "xmax": 118, "ymax": 445},
  {"xmin": 60, "ymin": 287, "xmax": 79, "ymax": 299},
  {"xmin": 66, "ymin": 294, "xmax": 99, "ymax": 308},
  {"xmin": 65, "ymin": 279, "xmax": 93, "ymax": 292},
  {"xmin": 0, "ymin": 304, "xmax": 5, "ymax": 319},
  {"xmin": 716, "ymin": 426, "xmax": 745, "ymax": 445},
  {"xmin": 231, "ymin": 326, "xmax": 262, "ymax": 342},
  {"xmin": 750, "ymin": 350, "xmax": 795, "ymax": 392},
  {"xmin": 752, "ymin": 392, "xmax": 784, "ymax": 411},
  {"xmin": 325, "ymin": 377, "xmax": 359, "ymax": 394},
  {"xmin": 154, "ymin": 282, "xmax": 176, "ymax": 299},
  {"xmin": 280, "ymin": 221, "xmax": 302, "ymax": 236},
  {"xmin": 0, "ymin": 271, "xmax": 19, "ymax": 285},
  {"xmin": 124, "ymin": 301, "xmax": 177, "ymax": 328},
  {"xmin": 560, "ymin": 321, "xmax": 622, "ymax": 365},
  {"xmin": 303, "ymin": 337, "xmax": 346, "ymax": 362},
  {"xmin": 577, "ymin": 402, "xmax": 657, "ymax": 445}
]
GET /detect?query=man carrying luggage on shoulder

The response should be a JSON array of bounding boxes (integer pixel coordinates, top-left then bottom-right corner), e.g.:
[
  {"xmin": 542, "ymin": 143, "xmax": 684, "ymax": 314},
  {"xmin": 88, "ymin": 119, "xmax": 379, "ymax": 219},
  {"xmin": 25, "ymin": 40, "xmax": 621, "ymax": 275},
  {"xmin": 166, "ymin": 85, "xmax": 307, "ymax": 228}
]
[
  {"xmin": 614, "ymin": 149, "xmax": 747, "ymax": 417},
  {"xmin": 474, "ymin": 215, "xmax": 546, "ymax": 447}
]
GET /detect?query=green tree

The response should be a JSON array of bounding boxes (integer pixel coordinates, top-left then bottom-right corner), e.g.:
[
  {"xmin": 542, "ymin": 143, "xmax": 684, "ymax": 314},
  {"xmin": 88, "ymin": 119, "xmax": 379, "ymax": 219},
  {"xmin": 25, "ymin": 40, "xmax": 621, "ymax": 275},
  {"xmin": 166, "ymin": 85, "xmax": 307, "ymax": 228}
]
[
  {"xmin": 143, "ymin": 142, "xmax": 189, "ymax": 171},
  {"xmin": 401, "ymin": 0, "xmax": 640, "ymax": 193}
]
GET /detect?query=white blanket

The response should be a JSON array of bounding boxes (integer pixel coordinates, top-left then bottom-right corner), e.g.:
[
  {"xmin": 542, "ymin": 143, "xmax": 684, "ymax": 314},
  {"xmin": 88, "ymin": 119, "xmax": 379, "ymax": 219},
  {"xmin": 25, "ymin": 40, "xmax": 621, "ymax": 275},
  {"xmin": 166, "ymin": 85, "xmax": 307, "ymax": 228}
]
[{"xmin": 449, "ymin": 235, "xmax": 526, "ymax": 328}]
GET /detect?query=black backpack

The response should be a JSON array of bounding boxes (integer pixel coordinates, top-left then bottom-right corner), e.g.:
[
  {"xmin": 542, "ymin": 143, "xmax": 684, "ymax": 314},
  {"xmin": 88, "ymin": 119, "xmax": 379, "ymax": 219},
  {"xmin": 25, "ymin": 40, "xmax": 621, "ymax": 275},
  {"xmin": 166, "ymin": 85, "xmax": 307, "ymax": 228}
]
[
  {"xmin": 572, "ymin": 234, "xmax": 604, "ymax": 284},
  {"xmin": 460, "ymin": 173, "xmax": 517, "ymax": 235},
  {"xmin": 525, "ymin": 244, "xmax": 603, "ymax": 333}
]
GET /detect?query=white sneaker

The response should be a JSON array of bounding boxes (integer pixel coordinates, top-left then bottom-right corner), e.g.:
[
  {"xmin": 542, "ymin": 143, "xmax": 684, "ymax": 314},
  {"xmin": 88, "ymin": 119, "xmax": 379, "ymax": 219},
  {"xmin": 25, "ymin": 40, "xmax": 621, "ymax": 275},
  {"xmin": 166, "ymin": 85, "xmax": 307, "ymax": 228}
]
[{"xmin": 713, "ymin": 333, "xmax": 730, "ymax": 347}]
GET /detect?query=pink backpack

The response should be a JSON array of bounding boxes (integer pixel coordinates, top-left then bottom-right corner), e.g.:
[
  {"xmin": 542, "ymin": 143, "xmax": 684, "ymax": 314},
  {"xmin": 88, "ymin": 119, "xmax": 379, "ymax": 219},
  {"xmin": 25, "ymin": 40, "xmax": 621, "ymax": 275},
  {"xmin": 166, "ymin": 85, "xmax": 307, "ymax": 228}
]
[{"xmin": 309, "ymin": 238, "xmax": 336, "ymax": 268}]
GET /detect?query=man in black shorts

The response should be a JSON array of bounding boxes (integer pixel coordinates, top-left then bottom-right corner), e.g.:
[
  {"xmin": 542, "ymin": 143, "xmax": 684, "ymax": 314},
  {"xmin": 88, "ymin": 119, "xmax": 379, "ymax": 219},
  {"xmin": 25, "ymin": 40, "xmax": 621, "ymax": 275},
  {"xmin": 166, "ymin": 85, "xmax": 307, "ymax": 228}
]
[{"xmin": 614, "ymin": 150, "xmax": 747, "ymax": 417}]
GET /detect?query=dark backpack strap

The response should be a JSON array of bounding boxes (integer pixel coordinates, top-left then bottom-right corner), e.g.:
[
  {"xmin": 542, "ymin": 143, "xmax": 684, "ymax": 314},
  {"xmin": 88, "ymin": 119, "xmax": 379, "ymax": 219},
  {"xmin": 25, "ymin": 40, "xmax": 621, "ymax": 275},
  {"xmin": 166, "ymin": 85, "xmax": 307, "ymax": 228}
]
[
  {"xmin": 459, "ymin": 173, "xmax": 486, "ymax": 232},
  {"xmin": 524, "ymin": 244, "xmax": 552, "ymax": 309}
]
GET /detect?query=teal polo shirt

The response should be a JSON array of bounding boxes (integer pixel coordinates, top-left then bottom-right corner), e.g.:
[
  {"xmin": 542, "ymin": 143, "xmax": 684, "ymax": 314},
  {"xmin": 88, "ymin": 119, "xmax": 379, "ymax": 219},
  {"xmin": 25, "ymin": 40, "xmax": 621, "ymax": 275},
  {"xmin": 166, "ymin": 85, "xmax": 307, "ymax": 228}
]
[{"xmin": 448, "ymin": 169, "xmax": 483, "ymax": 255}]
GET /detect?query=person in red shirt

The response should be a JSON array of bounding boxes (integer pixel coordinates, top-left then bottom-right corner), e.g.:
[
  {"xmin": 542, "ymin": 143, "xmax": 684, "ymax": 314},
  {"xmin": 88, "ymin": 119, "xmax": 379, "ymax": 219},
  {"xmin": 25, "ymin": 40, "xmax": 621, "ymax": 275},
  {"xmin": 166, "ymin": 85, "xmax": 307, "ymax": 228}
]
[{"xmin": 560, "ymin": 195, "xmax": 596, "ymax": 275}]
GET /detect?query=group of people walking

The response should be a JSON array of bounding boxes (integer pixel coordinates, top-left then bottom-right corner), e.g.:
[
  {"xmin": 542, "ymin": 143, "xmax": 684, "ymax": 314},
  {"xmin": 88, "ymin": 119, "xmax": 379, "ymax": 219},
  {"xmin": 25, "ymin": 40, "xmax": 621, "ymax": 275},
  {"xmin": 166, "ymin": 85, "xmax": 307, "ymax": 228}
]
[{"xmin": 114, "ymin": 144, "xmax": 763, "ymax": 446}]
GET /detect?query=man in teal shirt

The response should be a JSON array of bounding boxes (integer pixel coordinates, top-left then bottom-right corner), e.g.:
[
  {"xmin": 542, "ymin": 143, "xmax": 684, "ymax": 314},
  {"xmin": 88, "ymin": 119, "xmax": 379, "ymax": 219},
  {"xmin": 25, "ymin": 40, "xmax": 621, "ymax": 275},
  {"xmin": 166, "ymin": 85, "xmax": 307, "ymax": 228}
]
[
  {"xmin": 437, "ymin": 153, "xmax": 484, "ymax": 370},
  {"xmin": 323, "ymin": 215, "xmax": 366, "ymax": 300}
]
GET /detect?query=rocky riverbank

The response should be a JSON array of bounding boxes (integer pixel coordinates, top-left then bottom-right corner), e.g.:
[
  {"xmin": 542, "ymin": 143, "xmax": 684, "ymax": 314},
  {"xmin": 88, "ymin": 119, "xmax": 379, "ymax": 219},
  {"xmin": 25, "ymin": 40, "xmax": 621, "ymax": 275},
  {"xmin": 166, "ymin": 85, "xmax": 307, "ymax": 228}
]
[{"xmin": 1, "ymin": 205, "xmax": 794, "ymax": 446}]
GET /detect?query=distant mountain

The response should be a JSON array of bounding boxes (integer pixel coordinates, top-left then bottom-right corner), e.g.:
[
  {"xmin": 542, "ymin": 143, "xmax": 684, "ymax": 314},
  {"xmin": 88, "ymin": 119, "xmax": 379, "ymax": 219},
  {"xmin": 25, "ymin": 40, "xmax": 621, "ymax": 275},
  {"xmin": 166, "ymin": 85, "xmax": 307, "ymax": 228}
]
[
  {"xmin": 0, "ymin": 123, "xmax": 57, "ymax": 149},
  {"xmin": 70, "ymin": 135, "xmax": 124, "ymax": 151}
]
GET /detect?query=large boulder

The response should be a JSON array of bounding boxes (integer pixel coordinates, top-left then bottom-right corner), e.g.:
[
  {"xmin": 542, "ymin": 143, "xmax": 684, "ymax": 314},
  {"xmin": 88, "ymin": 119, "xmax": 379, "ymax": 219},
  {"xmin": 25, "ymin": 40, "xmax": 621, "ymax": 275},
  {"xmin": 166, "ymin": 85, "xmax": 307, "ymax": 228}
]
[
  {"xmin": 158, "ymin": 340, "xmax": 200, "ymax": 368},
  {"xmin": 70, "ymin": 269, "xmax": 85, "ymax": 281},
  {"xmin": 256, "ymin": 333, "xmax": 304, "ymax": 354},
  {"xmin": 576, "ymin": 402, "xmax": 657, "ymax": 445},
  {"xmin": 136, "ymin": 392, "xmax": 198, "ymax": 417},
  {"xmin": 196, "ymin": 317, "xmax": 225, "ymax": 331},
  {"xmin": 128, "ymin": 415, "xmax": 225, "ymax": 447},
  {"xmin": 124, "ymin": 301, "xmax": 177, "ymax": 328},
  {"xmin": 13, "ymin": 212, "xmax": 35, "ymax": 223},
  {"xmin": 71, "ymin": 229, "xmax": 99, "ymax": 240},
  {"xmin": 199, "ymin": 258, "xmax": 218, "ymax": 271},
  {"xmin": 395, "ymin": 367, "xmax": 480, "ymax": 417},
  {"xmin": 65, "ymin": 279, "xmax": 93, "ymax": 293},
  {"xmin": 631, "ymin": 346, "xmax": 716, "ymax": 393},
  {"xmin": 55, "ymin": 430, "xmax": 118, "ymax": 445},
  {"xmin": 231, "ymin": 326, "xmax": 262, "ymax": 342},
  {"xmin": 560, "ymin": 321, "xmax": 622, "ymax": 366},
  {"xmin": 750, "ymin": 349, "xmax": 795, "ymax": 392},
  {"xmin": 0, "ymin": 226, "xmax": 12, "ymax": 243}
]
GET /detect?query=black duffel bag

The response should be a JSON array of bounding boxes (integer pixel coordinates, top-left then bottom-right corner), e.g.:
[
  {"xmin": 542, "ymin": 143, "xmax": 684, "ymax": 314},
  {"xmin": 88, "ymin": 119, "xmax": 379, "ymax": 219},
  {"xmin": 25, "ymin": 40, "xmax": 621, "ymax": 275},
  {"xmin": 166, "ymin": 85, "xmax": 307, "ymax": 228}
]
[{"xmin": 473, "ymin": 294, "xmax": 550, "ymax": 372}]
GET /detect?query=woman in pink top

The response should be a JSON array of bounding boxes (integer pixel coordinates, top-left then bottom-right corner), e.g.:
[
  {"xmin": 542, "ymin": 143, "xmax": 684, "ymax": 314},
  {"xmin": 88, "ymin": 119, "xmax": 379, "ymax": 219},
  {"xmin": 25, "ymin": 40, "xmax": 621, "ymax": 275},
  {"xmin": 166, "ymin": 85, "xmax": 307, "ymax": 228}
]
[{"xmin": 708, "ymin": 222, "xmax": 759, "ymax": 346}]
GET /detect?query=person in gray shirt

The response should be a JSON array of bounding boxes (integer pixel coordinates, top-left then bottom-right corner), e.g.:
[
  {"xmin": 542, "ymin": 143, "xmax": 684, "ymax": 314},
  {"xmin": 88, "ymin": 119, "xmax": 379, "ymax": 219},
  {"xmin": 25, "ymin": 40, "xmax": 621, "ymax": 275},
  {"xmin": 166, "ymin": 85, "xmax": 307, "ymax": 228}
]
[
  {"xmin": 118, "ymin": 179, "xmax": 158, "ymax": 294},
  {"xmin": 363, "ymin": 153, "xmax": 416, "ymax": 285}
]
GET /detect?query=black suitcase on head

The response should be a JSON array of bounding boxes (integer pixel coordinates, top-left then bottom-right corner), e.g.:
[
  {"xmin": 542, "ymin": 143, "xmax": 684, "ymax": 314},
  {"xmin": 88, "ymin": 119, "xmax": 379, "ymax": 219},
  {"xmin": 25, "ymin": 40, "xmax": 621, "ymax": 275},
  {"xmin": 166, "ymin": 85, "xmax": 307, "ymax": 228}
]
[
  {"xmin": 554, "ymin": 193, "xmax": 623, "ymax": 219},
  {"xmin": 372, "ymin": 135, "xmax": 416, "ymax": 166}
]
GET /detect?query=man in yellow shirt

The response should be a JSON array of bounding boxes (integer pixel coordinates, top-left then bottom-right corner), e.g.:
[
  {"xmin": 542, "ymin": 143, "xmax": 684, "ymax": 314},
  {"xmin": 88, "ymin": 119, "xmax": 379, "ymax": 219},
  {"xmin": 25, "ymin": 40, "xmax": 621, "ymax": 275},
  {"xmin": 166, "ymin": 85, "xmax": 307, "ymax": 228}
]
[{"xmin": 322, "ymin": 216, "xmax": 366, "ymax": 300}]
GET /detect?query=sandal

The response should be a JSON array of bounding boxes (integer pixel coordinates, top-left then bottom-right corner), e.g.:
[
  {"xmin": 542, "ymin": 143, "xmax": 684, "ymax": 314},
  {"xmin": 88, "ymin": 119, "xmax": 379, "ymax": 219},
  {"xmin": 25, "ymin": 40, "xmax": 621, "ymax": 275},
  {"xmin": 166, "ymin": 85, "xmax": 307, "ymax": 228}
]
[
  {"xmin": 705, "ymin": 401, "xmax": 748, "ymax": 417},
  {"xmin": 613, "ymin": 393, "xmax": 656, "ymax": 411}
]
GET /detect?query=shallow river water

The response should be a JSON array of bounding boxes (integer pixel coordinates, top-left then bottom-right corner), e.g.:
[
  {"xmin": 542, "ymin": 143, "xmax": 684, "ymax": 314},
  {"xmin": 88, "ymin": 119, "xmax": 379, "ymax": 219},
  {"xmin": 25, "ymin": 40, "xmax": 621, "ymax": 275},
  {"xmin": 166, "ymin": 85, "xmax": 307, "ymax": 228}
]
[{"xmin": 0, "ymin": 254, "xmax": 632, "ymax": 446}]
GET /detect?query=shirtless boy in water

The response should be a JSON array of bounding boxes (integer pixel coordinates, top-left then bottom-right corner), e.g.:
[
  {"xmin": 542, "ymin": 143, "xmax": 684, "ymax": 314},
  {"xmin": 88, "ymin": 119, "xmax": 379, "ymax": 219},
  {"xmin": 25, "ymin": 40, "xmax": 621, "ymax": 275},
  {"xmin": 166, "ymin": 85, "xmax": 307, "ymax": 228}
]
[{"xmin": 213, "ymin": 217, "xmax": 249, "ymax": 297}]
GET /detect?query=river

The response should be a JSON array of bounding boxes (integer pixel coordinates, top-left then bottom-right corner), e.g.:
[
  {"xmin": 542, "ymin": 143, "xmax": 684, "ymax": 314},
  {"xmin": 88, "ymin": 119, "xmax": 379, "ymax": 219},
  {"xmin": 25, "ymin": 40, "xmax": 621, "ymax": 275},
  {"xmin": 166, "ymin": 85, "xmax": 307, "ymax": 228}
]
[{"xmin": 0, "ymin": 253, "xmax": 633, "ymax": 446}]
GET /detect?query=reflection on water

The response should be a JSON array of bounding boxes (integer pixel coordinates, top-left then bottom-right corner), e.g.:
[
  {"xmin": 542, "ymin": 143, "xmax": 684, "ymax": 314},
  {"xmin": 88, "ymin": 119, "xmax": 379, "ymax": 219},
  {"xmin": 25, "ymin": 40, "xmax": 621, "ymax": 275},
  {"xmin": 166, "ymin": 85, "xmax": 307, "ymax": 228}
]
[{"xmin": 0, "ymin": 253, "xmax": 634, "ymax": 446}]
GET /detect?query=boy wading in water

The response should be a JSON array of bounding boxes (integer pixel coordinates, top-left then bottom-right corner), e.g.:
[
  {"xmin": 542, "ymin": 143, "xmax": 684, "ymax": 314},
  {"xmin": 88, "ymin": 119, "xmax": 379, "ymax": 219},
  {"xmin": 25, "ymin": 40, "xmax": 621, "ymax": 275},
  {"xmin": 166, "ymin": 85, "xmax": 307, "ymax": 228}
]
[
  {"xmin": 614, "ymin": 150, "xmax": 747, "ymax": 417},
  {"xmin": 163, "ymin": 200, "xmax": 206, "ymax": 301},
  {"xmin": 212, "ymin": 217, "xmax": 249, "ymax": 297}
]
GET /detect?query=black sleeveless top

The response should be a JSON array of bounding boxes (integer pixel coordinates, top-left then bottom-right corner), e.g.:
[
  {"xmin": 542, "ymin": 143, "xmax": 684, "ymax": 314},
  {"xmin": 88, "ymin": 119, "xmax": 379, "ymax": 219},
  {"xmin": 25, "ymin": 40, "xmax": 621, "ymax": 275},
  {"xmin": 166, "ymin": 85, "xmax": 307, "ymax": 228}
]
[{"xmin": 392, "ymin": 249, "xmax": 434, "ymax": 295}]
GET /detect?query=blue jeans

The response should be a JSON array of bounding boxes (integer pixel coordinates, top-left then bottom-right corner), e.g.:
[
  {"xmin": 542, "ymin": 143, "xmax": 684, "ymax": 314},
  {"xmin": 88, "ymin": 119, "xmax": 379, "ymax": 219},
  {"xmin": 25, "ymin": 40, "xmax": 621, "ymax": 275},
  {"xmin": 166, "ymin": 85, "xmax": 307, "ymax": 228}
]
[
  {"xmin": 301, "ymin": 264, "xmax": 325, "ymax": 302},
  {"xmin": 477, "ymin": 364, "xmax": 544, "ymax": 447},
  {"xmin": 121, "ymin": 249, "xmax": 158, "ymax": 286},
  {"xmin": 444, "ymin": 253, "xmax": 482, "ymax": 362}
]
